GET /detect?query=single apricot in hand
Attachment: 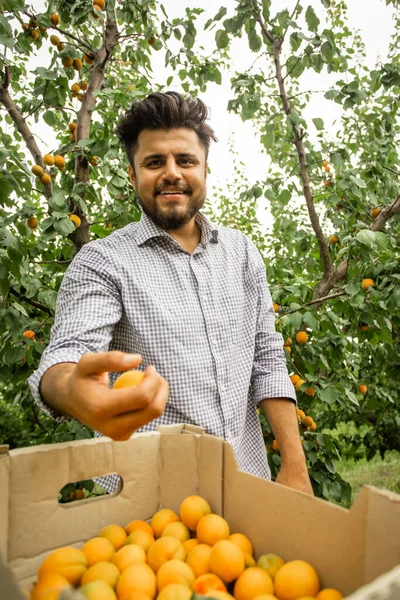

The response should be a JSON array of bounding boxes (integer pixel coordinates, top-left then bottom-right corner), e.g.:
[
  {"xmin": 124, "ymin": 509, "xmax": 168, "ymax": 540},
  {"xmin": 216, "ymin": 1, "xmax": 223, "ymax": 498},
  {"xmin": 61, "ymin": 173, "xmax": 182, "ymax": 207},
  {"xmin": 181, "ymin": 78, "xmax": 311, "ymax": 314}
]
[{"xmin": 113, "ymin": 370, "xmax": 145, "ymax": 389}]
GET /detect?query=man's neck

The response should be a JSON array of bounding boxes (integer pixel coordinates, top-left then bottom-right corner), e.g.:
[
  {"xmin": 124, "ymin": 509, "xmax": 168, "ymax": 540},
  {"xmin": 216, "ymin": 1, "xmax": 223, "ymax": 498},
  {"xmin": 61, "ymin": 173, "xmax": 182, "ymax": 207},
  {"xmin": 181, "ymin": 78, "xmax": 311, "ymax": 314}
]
[{"xmin": 167, "ymin": 218, "xmax": 202, "ymax": 254}]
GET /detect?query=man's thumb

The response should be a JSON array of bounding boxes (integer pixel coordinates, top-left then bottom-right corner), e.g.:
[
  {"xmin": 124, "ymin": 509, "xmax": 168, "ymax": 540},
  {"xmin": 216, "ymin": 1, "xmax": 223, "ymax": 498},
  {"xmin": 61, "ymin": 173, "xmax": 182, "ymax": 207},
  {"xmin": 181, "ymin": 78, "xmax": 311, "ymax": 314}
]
[{"xmin": 77, "ymin": 351, "xmax": 142, "ymax": 375}]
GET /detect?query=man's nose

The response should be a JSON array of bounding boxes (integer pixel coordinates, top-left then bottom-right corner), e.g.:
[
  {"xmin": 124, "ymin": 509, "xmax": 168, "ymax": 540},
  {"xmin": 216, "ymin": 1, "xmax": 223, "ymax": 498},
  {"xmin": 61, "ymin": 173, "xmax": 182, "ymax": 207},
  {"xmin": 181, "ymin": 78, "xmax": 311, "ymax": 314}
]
[{"xmin": 162, "ymin": 159, "xmax": 182, "ymax": 182}]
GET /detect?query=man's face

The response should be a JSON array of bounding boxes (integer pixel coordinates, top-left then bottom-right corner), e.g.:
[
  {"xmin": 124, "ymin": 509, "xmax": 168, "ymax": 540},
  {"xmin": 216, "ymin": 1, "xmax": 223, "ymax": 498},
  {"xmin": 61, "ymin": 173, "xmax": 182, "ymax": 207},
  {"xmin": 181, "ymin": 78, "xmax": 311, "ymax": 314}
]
[{"xmin": 128, "ymin": 128, "xmax": 208, "ymax": 231}]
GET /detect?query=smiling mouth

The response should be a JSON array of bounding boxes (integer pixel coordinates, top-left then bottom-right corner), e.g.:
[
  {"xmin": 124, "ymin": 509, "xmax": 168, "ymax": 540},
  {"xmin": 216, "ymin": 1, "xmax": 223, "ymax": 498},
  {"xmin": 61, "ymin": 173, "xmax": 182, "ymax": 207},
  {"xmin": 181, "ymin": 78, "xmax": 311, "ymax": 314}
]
[
  {"xmin": 158, "ymin": 190, "xmax": 188, "ymax": 195},
  {"xmin": 157, "ymin": 191, "xmax": 189, "ymax": 199}
]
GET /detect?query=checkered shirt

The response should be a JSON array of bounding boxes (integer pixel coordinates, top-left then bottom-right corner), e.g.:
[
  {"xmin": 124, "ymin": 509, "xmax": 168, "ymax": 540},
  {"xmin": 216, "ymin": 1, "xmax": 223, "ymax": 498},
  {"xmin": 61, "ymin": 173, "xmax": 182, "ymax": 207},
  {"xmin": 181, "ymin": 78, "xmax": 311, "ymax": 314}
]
[{"xmin": 28, "ymin": 211, "xmax": 296, "ymax": 494}]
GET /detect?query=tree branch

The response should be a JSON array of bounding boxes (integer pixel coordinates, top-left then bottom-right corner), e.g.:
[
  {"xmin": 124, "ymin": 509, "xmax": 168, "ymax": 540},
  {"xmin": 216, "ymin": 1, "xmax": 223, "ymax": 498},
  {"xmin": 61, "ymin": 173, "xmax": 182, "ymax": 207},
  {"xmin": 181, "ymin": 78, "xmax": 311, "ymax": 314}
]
[
  {"xmin": 382, "ymin": 165, "xmax": 400, "ymax": 178},
  {"xmin": 71, "ymin": 12, "xmax": 120, "ymax": 253},
  {"xmin": 283, "ymin": 291, "xmax": 348, "ymax": 315},
  {"xmin": 45, "ymin": 23, "xmax": 94, "ymax": 54},
  {"xmin": 314, "ymin": 193, "xmax": 400, "ymax": 299},
  {"xmin": 0, "ymin": 66, "xmax": 52, "ymax": 200},
  {"xmin": 9, "ymin": 287, "xmax": 53, "ymax": 315},
  {"xmin": 252, "ymin": 2, "xmax": 275, "ymax": 45},
  {"xmin": 270, "ymin": 39, "xmax": 333, "ymax": 281},
  {"xmin": 281, "ymin": 0, "xmax": 301, "ymax": 41},
  {"xmin": 30, "ymin": 260, "xmax": 72, "ymax": 264}
]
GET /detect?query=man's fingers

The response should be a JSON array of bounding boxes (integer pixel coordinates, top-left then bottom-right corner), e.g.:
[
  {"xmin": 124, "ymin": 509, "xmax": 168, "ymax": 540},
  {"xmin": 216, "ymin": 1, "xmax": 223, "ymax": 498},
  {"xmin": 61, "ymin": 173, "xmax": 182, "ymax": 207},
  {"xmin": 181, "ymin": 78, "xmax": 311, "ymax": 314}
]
[
  {"xmin": 108, "ymin": 366, "xmax": 167, "ymax": 416},
  {"xmin": 109, "ymin": 376, "xmax": 169, "ymax": 439},
  {"xmin": 77, "ymin": 351, "xmax": 142, "ymax": 377}
]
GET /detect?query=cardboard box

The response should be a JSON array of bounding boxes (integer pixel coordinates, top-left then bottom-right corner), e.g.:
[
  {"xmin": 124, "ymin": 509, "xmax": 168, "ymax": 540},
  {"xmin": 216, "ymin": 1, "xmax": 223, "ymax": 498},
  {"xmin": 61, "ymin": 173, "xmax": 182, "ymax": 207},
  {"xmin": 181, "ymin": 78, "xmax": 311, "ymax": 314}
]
[{"xmin": 1, "ymin": 424, "xmax": 400, "ymax": 600}]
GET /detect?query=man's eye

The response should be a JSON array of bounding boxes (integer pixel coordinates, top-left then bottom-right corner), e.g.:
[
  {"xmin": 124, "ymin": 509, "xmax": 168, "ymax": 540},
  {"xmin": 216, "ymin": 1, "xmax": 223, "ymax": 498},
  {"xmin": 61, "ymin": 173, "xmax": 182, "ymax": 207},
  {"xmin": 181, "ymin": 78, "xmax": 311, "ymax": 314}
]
[
  {"xmin": 148, "ymin": 160, "xmax": 162, "ymax": 167},
  {"xmin": 180, "ymin": 159, "xmax": 193, "ymax": 165}
]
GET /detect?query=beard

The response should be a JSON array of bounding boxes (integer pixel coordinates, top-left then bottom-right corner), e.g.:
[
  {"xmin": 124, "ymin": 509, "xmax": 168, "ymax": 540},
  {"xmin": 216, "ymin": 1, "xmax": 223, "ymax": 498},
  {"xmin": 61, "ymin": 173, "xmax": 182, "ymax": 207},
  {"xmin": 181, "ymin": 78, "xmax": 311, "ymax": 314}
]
[{"xmin": 136, "ymin": 187, "xmax": 206, "ymax": 231}]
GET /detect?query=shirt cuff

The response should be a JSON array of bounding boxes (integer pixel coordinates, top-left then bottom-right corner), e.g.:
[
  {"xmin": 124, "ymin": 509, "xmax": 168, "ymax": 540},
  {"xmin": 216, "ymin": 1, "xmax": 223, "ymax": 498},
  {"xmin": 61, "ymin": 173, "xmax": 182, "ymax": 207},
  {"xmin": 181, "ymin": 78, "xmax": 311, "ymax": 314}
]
[
  {"xmin": 253, "ymin": 374, "xmax": 297, "ymax": 406},
  {"xmin": 27, "ymin": 349, "xmax": 83, "ymax": 422}
]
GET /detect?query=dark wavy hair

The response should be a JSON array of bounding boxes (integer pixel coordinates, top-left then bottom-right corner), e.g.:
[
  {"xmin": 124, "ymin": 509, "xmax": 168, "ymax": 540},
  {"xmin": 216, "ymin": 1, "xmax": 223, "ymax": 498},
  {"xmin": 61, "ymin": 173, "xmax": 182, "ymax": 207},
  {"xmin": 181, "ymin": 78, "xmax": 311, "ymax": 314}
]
[{"xmin": 115, "ymin": 91, "xmax": 218, "ymax": 166}]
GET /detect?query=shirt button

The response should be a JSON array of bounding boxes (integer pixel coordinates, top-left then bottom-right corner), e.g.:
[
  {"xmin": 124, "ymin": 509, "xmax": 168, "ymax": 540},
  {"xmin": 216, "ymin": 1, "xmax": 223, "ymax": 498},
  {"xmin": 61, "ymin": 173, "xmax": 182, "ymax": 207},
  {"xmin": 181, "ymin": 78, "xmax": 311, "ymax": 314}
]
[
  {"xmin": 202, "ymin": 294, "xmax": 207, "ymax": 300},
  {"xmin": 212, "ymin": 339, "xmax": 218, "ymax": 345},
  {"xmin": 220, "ymin": 385, "xmax": 226, "ymax": 392}
]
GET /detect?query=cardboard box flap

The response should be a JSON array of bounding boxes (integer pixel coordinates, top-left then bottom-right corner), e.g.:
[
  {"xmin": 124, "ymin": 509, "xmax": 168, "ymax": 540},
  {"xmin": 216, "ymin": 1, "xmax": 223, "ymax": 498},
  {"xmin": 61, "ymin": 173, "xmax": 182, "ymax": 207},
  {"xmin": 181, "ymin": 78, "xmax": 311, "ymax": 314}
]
[
  {"xmin": 352, "ymin": 486, "xmax": 400, "ymax": 585},
  {"xmin": 157, "ymin": 423, "xmax": 205, "ymax": 435},
  {"xmin": 158, "ymin": 429, "xmax": 223, "ymax": 516},
  {"xmin": 0, "ymin": 447, "xmax": 10, "ymax": 560},
  {"xmin": 222, "ymin": 441, "xmax": 400, "ymax": 597},
  {"xmin": 6, "ymin": 434, "xmax": 161, "ymax": 578}
]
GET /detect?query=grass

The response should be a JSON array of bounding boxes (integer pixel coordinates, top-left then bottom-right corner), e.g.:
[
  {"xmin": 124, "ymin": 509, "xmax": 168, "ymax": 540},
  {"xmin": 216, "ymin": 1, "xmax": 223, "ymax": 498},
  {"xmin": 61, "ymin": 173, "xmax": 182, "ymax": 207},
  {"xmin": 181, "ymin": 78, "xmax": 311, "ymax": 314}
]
[
  {"xmin": 326, "ymin": 422, "xmax": 400, "ymax": 505},
  {"xmin": 336, "ymin": 450, "xmax": 400, "ymax": 503}
]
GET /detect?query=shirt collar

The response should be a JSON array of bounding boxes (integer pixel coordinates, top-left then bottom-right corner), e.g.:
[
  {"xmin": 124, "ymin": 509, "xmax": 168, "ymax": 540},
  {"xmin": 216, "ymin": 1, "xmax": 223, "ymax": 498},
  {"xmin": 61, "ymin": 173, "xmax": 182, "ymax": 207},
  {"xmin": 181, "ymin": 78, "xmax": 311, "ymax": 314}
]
[{"xmin": 135, "ymin": 210, "xmax": 219, "ymax": 247}]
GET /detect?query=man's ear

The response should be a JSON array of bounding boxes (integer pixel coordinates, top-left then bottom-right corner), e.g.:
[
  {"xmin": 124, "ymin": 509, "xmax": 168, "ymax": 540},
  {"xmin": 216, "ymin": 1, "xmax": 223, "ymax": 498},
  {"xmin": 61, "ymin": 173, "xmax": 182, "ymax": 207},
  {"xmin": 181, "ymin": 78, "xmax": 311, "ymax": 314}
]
[
  {"xmin": 205, "ymin": 162, "xmax": 209, "ymax": 179},
  {"xmin": 128, "ymin": 165, "xmax": 136, "ymax": 189}
]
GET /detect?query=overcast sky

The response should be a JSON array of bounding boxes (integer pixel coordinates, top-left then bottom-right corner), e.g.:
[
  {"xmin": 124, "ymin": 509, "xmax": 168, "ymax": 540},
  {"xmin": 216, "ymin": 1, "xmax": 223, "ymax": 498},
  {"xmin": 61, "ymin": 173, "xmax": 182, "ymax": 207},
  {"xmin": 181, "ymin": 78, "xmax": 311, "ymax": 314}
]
[{"xmin": 24, "ymin": 1, "xmax": 394, "ymax": 226}]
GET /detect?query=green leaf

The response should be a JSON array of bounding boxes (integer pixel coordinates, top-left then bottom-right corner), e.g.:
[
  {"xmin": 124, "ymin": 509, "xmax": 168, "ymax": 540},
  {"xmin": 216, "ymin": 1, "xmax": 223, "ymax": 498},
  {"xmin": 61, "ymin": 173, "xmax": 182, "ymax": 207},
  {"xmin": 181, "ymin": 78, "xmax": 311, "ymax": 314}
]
[
  {"xmin": 375, "ymin": 232, "xmax": 389, "ymax": 250},
  {"xmin": 350, "ymin": 175, "xmax": 367, "ymax": 188},
  {"xmin": 303, "ymin": 311, "xmax": 318, "ymax": 331},
  {"xmin": 215, "ymin": 30, "xmax": 229, "ymax": 49},
  {"xmin": 12, "ymin": 301, "xmax": 29, "ymax": 317},
  {"xmin": 343, "ymin": 282, "xmax": 360, "ymax": 297},
  {"xmin": 290, "ymin": 32, "xmax": 302, "ymax": 52},
  {"xmin": 49, "ymin": 191, "xmax": 68, "ymax": 209},
  {"xmin": 329, "ymin": 151, "xmax": 345, "ymax": 166},
  {"xmin": 0, "ymin": 35, "xmax": 14, "ymax": 50},
  {"xmin": 319, "ymin": 386, "xmax": 340, "ymax": 406},
  {"xmin": 42, "ymin": 111, "xmax": 57, "ymax": 127},
  {"xmin": 324, "ymin": 458, "xmax": 336, "ymax": 474},
  {"xmin": 38, "ymin": 289, "xmax": 57, "ymax": 311},
  {"xmin": 286, "ymin": 56, "xmax": 305, "ymax": 78},
  {"xmin": 0, "ymin": 276, "xmax": 9, "ymax": 298},
  {"xmin": 356, "ymin": 230, "xmax": 377, "ymax": 249},
  {"xmin": 282, "ymin": 311, "xmax": 303, "ymax": 331},
  {"xmin": 262, "ymin": 123, "xmax": 275, "ymax": 149},
  {"xmin": 73, "ymin": 183, "xmax": 86, "ymax": 195},
  {"xmin": 3, "ymin": 345, "xmax": 26, "ymax": 366},
  {"xmin": 248, "ymin": 29, "xmax": 262, "ymax": 52},
  {"xmin": 305, "ymin": 6, "xmax": 320, "ymax": 32},
  {"xmin": 182, "ymin": 31, "xmax": 195, "ymax": 49},
  {"xmin": 35, "ymin": 67, "xmax": 58, "ymax": 81},
  {"xmin": 312, "ymin": 118, "xmax": 324, "ymax": 131},
  {"xmin": 53, "ymin": 218, "xmax": 75, "ymax": 236},
  {"xmin": 77, "ymin": 139, "xmax": 95, "ymax": 149},
  {"xmin": 345, "ymin": 389, "xmax": 359, "ymax": 407},
  {"xmin": 278, "ymin": 190, "xmax": 291, "ymax": 205},
  {"xmin": 214, "ymin": 7, "xmax": 227, "ymax": 21},
  {"xmin": 321, "ymin": 41, "xmax": 334, "ymax": 62}
]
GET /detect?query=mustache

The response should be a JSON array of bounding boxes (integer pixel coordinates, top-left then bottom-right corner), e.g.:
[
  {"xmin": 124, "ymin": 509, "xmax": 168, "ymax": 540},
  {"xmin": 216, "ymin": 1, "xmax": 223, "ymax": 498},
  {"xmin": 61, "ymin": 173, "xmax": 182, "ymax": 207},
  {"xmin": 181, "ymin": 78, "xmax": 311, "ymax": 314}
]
[{"xmin": 156, "ymin": 186, "xmax": 191, "ymax": 194}]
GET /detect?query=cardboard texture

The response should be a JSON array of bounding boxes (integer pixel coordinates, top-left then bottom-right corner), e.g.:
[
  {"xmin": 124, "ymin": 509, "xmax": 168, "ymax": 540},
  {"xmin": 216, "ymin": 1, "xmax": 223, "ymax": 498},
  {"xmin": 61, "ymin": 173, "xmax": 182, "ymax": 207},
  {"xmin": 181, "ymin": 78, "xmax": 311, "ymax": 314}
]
[{"xmin": 1, "ymin": 425, "xmax": 400, "ymax": 600}]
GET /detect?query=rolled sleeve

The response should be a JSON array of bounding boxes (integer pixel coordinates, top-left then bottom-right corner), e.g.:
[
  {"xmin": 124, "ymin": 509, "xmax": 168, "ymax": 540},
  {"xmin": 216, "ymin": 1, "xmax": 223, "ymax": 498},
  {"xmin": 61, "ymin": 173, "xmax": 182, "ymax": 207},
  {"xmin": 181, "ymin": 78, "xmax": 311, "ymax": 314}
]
[
  {"xmin": 249, "ymin": 249, "xmax": 296, "ymax": 405},
  {"xmin": 27, "ymin": 243, "xmax": 123, "ymax": 420}
]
